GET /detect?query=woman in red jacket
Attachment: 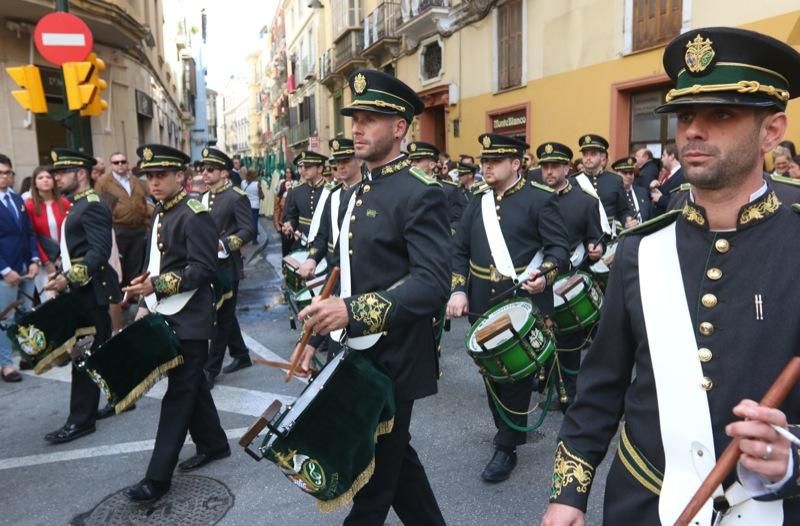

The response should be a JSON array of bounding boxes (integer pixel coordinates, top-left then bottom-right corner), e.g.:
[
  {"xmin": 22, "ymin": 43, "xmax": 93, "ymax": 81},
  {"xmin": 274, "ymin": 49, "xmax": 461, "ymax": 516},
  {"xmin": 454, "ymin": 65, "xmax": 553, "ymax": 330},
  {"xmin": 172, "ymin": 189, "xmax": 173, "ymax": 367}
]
[{"xmin": 24, "ymin": 166, "xmax": 71, "ymax": 301}]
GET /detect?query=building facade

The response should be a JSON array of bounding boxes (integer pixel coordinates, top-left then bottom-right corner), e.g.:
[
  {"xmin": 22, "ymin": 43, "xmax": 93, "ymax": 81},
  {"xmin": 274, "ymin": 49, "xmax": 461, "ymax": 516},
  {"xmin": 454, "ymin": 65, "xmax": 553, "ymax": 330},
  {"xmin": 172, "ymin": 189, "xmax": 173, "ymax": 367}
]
[{"xmin": 0, "ymin": 0, "xmax": 187, "ymax": 179}]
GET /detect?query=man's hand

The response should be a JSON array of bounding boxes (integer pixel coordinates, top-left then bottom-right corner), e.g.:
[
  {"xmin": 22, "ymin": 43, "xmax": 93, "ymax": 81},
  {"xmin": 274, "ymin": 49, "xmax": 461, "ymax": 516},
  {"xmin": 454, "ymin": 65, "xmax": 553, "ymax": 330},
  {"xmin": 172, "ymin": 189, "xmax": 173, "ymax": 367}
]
[
  {"xmin": 27, "ymin": 263, "xmax": 39, "ymax": 279},
  {"xmin": 3, "ymin": 270, "xmax": 22, "ymax": 286},
  {"xmin": 521, "ymin": 273, "xmax": 546, "ymax": 295},
  {"xmin": 587, "ymin": 243, "xmax": 603, "ymax": 262},
  {"xmin": 727, "ymin": 399, "xmax": 792, "ymax": 483},
  {"xmin": 122, "ymin": 272, "xmax": 154, "ymax": 297},
  {"xmin": 44, "ymin": 262, "xmax": 56, "ymax": 275},
  {"xmin": 446, "ymin": 293, "xmax": 469, "ymax": 319},
  {"xmin": 624, "ymin": 216, "xmax": 639, "ymax": 229},
  {"xmin": 540, "ymin": 503, "xmax": 586, "ymax": 526},
  {"xmin": 44, "ymin": 273, "xmax": 67, "ymax": 292},
  {"xmin": 650, "ymin": 188, "xmax": 663, "ymax": 204},
  {"xmin": 298, "ymin": 259, "xmax": 317, "ymax": 280},
  {"xmin": 281, "ymin": 222, "xmax": 294, "ymax": 236},
  {"xmin": 298, "ymin": 297, "xmax": 349, "ymax": 336},
  {"xmin": 288, "ymin": 343, "xmax": 316, "ymax": 377}
]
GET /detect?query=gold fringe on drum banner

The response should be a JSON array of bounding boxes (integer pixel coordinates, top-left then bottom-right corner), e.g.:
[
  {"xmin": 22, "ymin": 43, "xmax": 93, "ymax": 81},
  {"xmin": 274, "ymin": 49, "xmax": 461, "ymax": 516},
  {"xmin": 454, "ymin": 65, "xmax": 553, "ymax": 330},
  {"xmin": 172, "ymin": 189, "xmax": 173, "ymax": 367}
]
[
  {"xmin": 317, "ymin": 417, "xmax": 395, "ymax": 513},
  {"xmin": 113, "ymin": 355, "xmax": 185, "ymax": 414},
  {"xmin": 33, "ymin": 326, "xmax": 96, "ymax": 374},
  {"xmin": 215, "ymin": 291, "xmax": 234, "ymax": 311}
]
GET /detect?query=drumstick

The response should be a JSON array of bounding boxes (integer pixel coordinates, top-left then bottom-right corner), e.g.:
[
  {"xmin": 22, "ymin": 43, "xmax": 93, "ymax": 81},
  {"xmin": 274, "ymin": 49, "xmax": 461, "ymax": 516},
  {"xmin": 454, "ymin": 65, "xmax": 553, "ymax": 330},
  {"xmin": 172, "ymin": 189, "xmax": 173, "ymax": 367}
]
[
  {"xmin": 490, "ymin": 270, "xmax": 543, "ymax": 302},
  {"xmin": 0, "ymin": 300, "xmax": 23, "ymax": 320},
  {"xmin": 465, "ymin": 311, "xmax": 490, "ymax": 321},
  {"xmin": 285, "ymin": 267, "xmax": 340, "ymax": 382},
  {"xmin": 253, "ymin": 357, "xmax": 318, "ymax": 375},
  {"xmin": 674, "ymin": 356, "xmax": 800, "ymax": 526}
]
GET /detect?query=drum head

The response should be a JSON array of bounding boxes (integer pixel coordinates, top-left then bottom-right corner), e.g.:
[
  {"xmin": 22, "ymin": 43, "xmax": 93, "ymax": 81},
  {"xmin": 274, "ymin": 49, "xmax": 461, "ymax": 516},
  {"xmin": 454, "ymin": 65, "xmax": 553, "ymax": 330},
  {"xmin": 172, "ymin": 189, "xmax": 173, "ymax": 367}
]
[
  {"xmin": 590, "ymin": 259, "xmax": 609, "ymax": 274},
  {"xmin": 467, "ymin": 300, "xmax": 533, "ymax": 354},
  {"xmin": 289, "ymin": 250, "xmax": 309, "ymax": 262},
  {"xmin": 295, "ymin": 289, "xmax": 312, "ymax": 302},
  {"xmin": 316, "ymin": 258, "xmax": 328, "ymax": 275},
  {"xmin": 553, "ymin": 273, "xmax": 589, "ymax": 306}
]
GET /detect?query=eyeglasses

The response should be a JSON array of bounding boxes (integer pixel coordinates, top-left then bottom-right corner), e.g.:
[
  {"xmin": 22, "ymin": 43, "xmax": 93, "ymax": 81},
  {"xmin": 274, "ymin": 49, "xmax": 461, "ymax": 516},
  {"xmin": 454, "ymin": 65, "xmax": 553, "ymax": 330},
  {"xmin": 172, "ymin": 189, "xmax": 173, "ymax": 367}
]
[
  {"xmin": 111, "ymin": 160, "xmax": 127, "ymax": 165},
  {"xmin": 201, "ymin": 165, "xmax": 220, "ymax": 173},
  {"xmin": 0, "ymin": 170, "xmax": 12, "ymax": 177}
]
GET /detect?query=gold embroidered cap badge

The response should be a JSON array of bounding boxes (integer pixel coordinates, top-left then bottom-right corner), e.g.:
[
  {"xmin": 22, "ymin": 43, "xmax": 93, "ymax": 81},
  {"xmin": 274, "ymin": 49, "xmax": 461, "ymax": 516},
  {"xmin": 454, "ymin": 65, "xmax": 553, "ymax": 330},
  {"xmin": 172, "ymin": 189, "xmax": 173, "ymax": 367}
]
[
  {"xmin": 50, "ymin": 151, "xmax": 58, "ymax": 162},
  {"xmin": 583, "ymin": 135, "xmax": 591, "ymax": 145},
  {"xmin": 685, "ymin": 34, "xmax": 715, "ymax": 73},
  {"xmin": 143, "ymin": 147, "xmax": 154, "ymax": 161},
  {"xmin": 332, "ymin": 139, "xmax": 340, "ymax": 151},
  {"xmin": 544, "ymin": 144, "xmax": 554, "ymax": 154},
  {"xmin": 202, "ymin": 148, "xmax": 209, "ymax": 158},
  {"xmin": 409, "ymin": 143, "xmax": 417, "ymax": 152},
  {"xmin": 353, "ymin": 73, "xmax": 367, "ymax": 95},
  {"xmin": 482, "ymin": 136, "xmax": 492, "ymax": 148}
]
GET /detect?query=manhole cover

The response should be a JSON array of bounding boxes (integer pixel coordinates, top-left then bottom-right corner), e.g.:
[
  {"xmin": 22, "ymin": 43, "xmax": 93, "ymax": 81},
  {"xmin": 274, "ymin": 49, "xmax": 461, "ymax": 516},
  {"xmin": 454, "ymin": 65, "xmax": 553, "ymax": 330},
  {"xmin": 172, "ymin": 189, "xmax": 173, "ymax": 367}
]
[{"xmin": 71, "ymin": 475, "xmax": 234, "ymax": 526}]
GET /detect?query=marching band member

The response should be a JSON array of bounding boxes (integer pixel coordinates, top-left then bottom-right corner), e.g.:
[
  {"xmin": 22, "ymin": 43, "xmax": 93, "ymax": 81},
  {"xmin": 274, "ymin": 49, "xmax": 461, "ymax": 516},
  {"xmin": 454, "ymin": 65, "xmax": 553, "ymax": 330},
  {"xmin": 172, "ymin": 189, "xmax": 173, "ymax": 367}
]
[
  {"xmin": 280, "ymin": 151, "xmax": 327, "ymax": 249},
  {"xmin": 543, "ymin": 27, "xmax": 800, "ymax": 525},
  {"xmin": 447, "ymin": 133, "xmax": 569, "ymax": 482},
  {"xmin": 121, "ymin": 144, "xmax": 228, "ymax": 502}
]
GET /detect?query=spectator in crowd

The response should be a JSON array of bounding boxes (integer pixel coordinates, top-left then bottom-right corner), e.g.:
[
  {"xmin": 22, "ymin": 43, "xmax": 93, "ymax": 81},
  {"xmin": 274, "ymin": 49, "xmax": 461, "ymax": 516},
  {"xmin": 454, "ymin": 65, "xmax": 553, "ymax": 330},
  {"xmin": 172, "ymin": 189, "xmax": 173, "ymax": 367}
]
[
  {"xmin": 91, "ymin": 157, "xmax": 106, "ymax": 186},
  {"xmin": 633, "ymin": 147, "xmax": 661, "ymax": 189},
  {"xmin": 94, "ymin": 152, "xmax": 153, "ymax": 297},
  {"xmin": 273, "ymin": 167, "xmax": 294, "ymax": 256},
  {"xmin": 189, "ymin": 172, "xmax": 207, "ymax": 198},
  {"xmin": 24, "ymin": 166, "xmax": 71, "ymax": 302},
  {"xmin": 241, "ymin": 168, "xmax": 262, "ymax": 242},
  {"xmin": 573, "ymin": 159, "xmax": 584, "ymax": 174},
  {"xmin": 771, "ymin": 145, "xmax": 792, "ymax": 176},
  {"xmin": 19, "ymin": 176, "xmax": 32, "ymax": 200},
  {"xmin": 650, "ymin": 143, "xmax": 684, "ymax": 214},
  {"xmin": 779, "ymin": 139, "xmax": 797, "ymax": 158},
  {"xmin": 230, "ymin": 155, "xmax": 243, "ymax": 187},
  {"xmin": 0, "ymin": 154, "xmax": 40, "ymax": 382},
  {"xmin": 789, "ymin": 155, "xmax": 800, "ymax": 180}
]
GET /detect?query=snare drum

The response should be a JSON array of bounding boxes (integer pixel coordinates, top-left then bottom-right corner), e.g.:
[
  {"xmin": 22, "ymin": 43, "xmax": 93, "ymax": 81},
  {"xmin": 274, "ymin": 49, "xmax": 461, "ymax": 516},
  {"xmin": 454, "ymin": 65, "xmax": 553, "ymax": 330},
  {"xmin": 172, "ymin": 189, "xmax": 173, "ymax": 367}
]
[
  {"xmin": 77, "ymin": 313, "xmax": 183, "ymax": 414},
  {"xmin": 286, "ymin": 275, "xmax": 327, "ymax": 319},
  {"xmin": 552, "ymin": 271, "xmax": 603, "ymax": 334},
  {"xmin": 465, "ymin": 298, "xmax": 555, "ymax": 383},
  {"xmin": 240, "ymin": 349, "xmax": 395, "ymax": 511},
  {"xmin": 589, "ymin": 241, "xmax": 617, "ymax": 291},
  {"xmin": 283, "ymin": 250, "xmax": 328, "ymax": 293},
  {"xmin": 5, "ymin": 293, "xmax": 95, "ymax": 374}
]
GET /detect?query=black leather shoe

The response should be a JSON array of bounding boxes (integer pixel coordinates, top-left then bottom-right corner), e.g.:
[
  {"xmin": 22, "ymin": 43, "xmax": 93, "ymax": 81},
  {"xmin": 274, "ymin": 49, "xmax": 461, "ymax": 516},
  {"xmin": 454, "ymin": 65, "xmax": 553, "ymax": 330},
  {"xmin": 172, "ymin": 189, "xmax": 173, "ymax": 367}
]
[
  {"xmin": 123, "ymin": 478, "xmax": 170, "ymax": 502},
  {"xmin": 178, "ymin": 447, "xmax": 231, "ymax": 472},
  {"xmin": 96, "ymin": 402, "xmax": 136, "ymax": 420},
  {"xmin": 222, "ymin": 357, "xmax": 252, "ymax": 374},
  {"xmin": 44, "ymin": 423, "xmax": 95, "ymax": 444},
  {"xmin": 205, "ymin": 371, "xmax": 215, "ymax": 390},
  {"xmin": 481, "ymin": 448, "xmax": 517, "ymax": 482}
]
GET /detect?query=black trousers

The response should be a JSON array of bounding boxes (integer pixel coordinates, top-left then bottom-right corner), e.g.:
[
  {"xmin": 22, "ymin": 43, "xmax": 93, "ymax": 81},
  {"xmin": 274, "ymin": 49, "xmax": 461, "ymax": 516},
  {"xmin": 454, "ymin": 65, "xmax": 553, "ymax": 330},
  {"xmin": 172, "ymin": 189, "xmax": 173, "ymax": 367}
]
[
  {"xmin": 555, "ymin": 330, "xmax": 589, "ymax": 399},
  {"xmin": 345, "ymin": 400, "xmax": 445, "ymax": 526},
  {"xmin": 146, "ymin": 339, "xmax": 228, "ymax": 482},
  {"xmin": 281, "ymin": 233, "xmax": 293, "ymax": 256},
  {"xmin": 485, "ymin": 374, "xmax": 535, "ymax": 449},
  {"xmin": 67, "ymin": 302, "xmax": 111, "ymax": 427},
  {"xmin": 114, "ymin": 227, "xmax": 146, "ymax": 287},
  {"xmin": 205, "ymin": 281, "xmax": 249, "ymax": 377}
]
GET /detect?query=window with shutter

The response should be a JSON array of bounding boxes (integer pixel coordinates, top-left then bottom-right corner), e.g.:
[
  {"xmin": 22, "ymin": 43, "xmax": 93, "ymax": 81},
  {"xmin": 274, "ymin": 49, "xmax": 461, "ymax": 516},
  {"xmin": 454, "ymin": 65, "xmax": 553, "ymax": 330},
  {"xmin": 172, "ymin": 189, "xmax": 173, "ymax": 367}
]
[
  {"xmin": 633, "ymin": 0, "xmax": 682, "ymax": 52},
  {"xmin": 497, "ymin": 0, "xmax": 522, "ymax": 90}
]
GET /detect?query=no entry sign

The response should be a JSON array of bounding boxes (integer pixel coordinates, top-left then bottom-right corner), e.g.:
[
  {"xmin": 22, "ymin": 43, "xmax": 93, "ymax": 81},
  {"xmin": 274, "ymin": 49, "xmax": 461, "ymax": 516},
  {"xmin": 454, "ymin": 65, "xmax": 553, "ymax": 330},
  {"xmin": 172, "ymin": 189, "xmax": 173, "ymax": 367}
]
[{"xmin": 34, "ymin": 12, "xmax": 94, "ymax": 66}]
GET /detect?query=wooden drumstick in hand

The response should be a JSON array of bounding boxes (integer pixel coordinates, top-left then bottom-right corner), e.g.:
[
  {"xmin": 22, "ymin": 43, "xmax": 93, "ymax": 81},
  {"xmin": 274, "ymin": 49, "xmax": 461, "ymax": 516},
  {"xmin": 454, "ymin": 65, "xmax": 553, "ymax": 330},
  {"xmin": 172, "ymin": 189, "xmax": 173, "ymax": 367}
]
[{"xmin": 285, "ymin": 267, "xmax": 340, "ymax": 382}]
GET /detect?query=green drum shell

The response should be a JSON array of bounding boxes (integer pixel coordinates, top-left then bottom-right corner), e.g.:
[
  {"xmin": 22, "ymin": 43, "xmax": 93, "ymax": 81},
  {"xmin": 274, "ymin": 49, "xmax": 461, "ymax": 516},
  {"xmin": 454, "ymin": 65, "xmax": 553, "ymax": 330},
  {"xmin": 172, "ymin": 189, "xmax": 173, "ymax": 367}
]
[
  {"xmin": 465, "ymin": 298, "xmax": 556, "ymax": 384},
  {"xmin": 552, "ymin": 271, "xmax": 603, "ymax": 334}
]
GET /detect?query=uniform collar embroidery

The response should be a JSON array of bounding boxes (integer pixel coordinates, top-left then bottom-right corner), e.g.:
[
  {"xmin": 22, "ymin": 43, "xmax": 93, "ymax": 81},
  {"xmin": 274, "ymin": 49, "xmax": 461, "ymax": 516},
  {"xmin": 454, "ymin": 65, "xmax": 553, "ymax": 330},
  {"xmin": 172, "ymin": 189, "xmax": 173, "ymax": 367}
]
[
  {"xmin": 211, "ymin": 181, "xmax": 231, "ymax": 194},
  {"xmin": 163, "ymin": 189, "xmax": 187, "ymax": 211},
  {"xmin": 681, "ymin": 190, "xmax": 781, "ymax": 230},
  {"xmin": 499, "ymin": 176, "xmax": 526, "ymax": 198},
  {"xmin": 556, "ymin": 182, "xmax": 572, "ymax": 195},
  {"xmin": 371, "ymin": 156, "xmax": 411, "ymax": 180}
]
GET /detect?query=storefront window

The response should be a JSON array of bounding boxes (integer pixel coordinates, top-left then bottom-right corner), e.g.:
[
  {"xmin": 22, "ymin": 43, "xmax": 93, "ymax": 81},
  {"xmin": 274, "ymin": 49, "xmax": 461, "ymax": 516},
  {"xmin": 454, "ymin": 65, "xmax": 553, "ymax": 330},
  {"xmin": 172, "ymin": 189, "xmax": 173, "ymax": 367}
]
[{"xmin": 629, "ymin": 89, "xmax": 675, "ymax": 157}]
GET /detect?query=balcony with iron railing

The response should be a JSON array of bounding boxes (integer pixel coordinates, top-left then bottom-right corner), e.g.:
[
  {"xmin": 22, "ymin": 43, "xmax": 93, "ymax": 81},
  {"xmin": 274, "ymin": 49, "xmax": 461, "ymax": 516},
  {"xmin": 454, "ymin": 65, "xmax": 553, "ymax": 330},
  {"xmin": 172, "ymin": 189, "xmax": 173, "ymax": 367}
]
[
  {"xmin": 362, "ymin": 1, "xmax": 402, "ymax": 61},
  {"xmin": 288, "ymin": 120, "xmax": 312, "ymax": 146},
  {"xmin": 333, "ymin": 28, "xmax": 367, "ymax": 76},
  {"xmin": 396, "ymin": 0, "xmax": 450, "ymax": 43}
]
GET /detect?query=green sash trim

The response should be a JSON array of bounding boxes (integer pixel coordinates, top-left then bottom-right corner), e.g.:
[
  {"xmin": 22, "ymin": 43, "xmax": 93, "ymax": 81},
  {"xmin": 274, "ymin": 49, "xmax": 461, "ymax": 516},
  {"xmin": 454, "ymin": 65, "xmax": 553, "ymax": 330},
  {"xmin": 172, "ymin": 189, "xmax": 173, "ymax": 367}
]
[
  {"xmin": 113, "ymin": 355, "xmax": 184, "ymax": 413},
  {"xmin": 616, "ymin": 425, "xmax": 664, "ymax": 496},
  {"xmin": 32, "ymin": 326, "xmax": 96, "ymax": 374}
]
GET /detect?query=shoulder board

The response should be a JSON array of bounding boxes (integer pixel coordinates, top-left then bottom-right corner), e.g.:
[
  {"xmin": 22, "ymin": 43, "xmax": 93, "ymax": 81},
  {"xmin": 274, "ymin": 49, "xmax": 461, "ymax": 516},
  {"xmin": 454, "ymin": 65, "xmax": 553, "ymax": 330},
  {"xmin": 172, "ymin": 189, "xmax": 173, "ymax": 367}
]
[
  {"xmin": 792, "ymin": 204, "xmax": 800, "ymax": 214},
  {"xmin": 670, "ymin": 182, "xmax": 692, "ymax": 194},
  {"xmin": 233, "ymin": 186, "xmax": 247, "ymax": 196},
  {"xmin": 620, "ymin": 209, "xmax": 681, "ymax": 237},
  {"xmin": 324, "ymin": 182, "xmax": 341, "ymax": 191},
  {"xmin": 293, "ymin": 182, "xmax": 306, "ymax": 188},
  {"xmin": 441, "ymin": 179, "xmax": 459, "ymax": 187},
  {"xmin": 86, "ymin": 193, "xmax": 100, "ymax": 203},
  {"xmin": 770, "ymin": 173, "xmax": 800, "ymax": 187},
  {"xmin": 408, "ymin": 166, "xmax": 441, "ymax": 186},
  {"xmin": 530, "ymin": 181, "xmax": 554, "ymax": 193},
  {"xmin": 472, "ymin": 182, "xmax": 490, "ymax": 195},
  {"xmin": 186, "ymin": 198, "xmax": 207, "ymax": 214}
]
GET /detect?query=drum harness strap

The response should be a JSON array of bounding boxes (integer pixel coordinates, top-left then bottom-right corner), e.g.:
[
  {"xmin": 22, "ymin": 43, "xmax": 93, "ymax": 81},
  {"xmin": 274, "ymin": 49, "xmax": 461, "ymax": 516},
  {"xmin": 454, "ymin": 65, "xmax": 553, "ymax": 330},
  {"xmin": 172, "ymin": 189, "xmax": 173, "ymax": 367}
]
[
  {"xmin": 575, "ymin": 173, "xmax": 613, "ymax": 236},
  {"xmin": 307, "ymin": 186, "xmax": 332, "ymax": 244}
]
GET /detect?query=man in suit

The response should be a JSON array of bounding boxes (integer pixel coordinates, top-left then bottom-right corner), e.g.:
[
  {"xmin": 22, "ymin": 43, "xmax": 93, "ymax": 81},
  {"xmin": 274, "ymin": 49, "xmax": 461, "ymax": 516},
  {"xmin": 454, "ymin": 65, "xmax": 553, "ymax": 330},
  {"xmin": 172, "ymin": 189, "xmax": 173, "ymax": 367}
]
[
  {"xmin": 292, "ymin": 68, "xmax": 449, "ymax": 525},
  {"xmin": 121, "ymin": 144, "xmax": 229, "ymax": 502},
  {"xmin": 0, "ymin": 153, "xmax": 39, "ymax": 383},
  {"xmin": 45, "ymin": 149, "xmax": 121, "ymax": 443},
  {"xmin": 612, "ymin": 156, "xmax": 654, "ymax": 222},
  {"xmin": 200, "ymin": 146, "xmax": 255, "ymax": 387},
  {"xmin": 650, "ymin": 143, "xmax": 685, "ymax": 214},
  {"xmin": 633, "ymin": 148, "xmax": 661, "ymax": 190}
]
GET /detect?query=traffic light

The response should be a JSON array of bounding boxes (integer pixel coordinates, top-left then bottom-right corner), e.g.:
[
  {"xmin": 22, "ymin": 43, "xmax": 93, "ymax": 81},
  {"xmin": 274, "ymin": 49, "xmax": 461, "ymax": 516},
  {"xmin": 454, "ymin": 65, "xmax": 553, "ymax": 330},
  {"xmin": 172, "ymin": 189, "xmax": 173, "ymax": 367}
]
[
  {"xmin": 80, "ymin": 53, "xmax": 108, "ymax": 117},
  {"xmin": 5, "ymin": 65, "xmax": 47, "ymax": 113},
  {"xmin": 62, "ymin": 60, "xmax": 96, "ymax": 111}
]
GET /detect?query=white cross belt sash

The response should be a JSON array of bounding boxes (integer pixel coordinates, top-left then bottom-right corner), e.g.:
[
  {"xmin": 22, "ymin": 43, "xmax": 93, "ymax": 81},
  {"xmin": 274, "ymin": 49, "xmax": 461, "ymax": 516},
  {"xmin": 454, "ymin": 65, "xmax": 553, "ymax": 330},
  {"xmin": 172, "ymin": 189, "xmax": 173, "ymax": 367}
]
[
  {"xmin": 575, "ymin": 173, "xmax": 612, "ymax": 236},
  {"xmin": 307, "ymin": 186, "xmax": 332, "ymax": 244},
  {"xmin": 331, "ymin": 190, "xmax": 405, "ymax": 350},
  {"xmin": 329, "ymin": 187, "xmax": 342, "ymax": 249},
  {"xmin": 201, "ymin": 192, "xmax": 230, "ymax": 259},
  {"xmin": 59, "ymin": 219, "xmax": 72, "ymax": 272},
  {"xmin": 480, "ymin": 190, "xmax": 542, "ymax": 283},
  {"xmin": 143, "ymin": 213, "xmax": 197, "ymax": 316},
  {"xmin": 639, "ymin": 222, "xmax": 781, "ymax": 525}
]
